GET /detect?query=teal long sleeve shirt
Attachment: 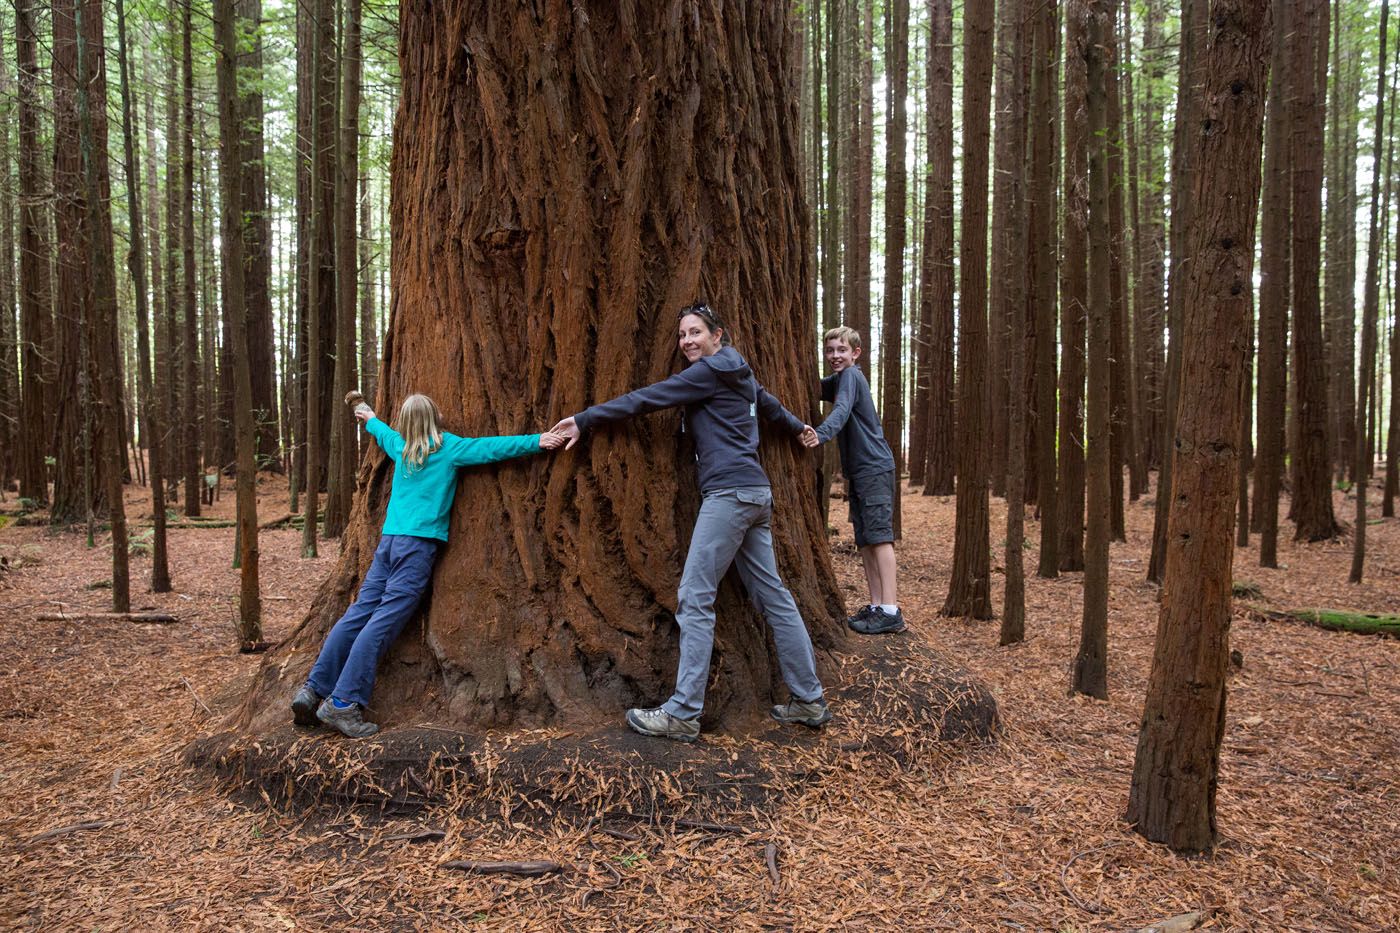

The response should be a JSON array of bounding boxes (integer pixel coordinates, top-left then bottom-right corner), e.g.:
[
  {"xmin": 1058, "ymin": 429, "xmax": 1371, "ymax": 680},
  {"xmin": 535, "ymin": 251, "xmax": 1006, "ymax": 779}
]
[{"xmin": 366, "ymin": 417, "xmax": 542, "ymax": 541}]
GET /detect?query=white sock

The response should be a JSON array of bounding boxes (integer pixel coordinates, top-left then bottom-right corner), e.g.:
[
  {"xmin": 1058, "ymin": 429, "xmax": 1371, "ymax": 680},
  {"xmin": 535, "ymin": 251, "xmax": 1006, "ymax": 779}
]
[
  {"xmin": 870, "ymin": 604, "xmax": 880, "ymax": 612},
  {"xmin": 880, "ymin": 604, "xmax": 898, "ymax": 615}
]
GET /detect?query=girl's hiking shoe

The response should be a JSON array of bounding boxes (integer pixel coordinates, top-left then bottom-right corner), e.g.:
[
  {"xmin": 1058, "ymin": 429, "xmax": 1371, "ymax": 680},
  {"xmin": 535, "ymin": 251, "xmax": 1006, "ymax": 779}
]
[
  {"xmin": 625, "ymin": 707, "xmax": 700, "ymax": 742},
  {"xmin": 852, "ymin": 607, "xmax": 905, "ymax": 635},
  {"xmin": 770, "ymin": 698, "xmax": 833, "ymax": 728},
  {"xmin": 316, "ymin": 698, "xmax": 380, "ymax": 738},
  {"xmin": 291, "ymin": 684, "xmax": 322, "ymax": 727},
  {"xmin": 846, "ymin": 605, "xmax": 876, "ymax": 630}
]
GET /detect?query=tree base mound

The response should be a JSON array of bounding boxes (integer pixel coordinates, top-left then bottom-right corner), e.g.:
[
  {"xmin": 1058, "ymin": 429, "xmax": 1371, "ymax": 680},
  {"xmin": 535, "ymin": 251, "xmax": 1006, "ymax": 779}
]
[{"xmin": 185, "ymin": 635, "xmax": 999, "ymax": 818}]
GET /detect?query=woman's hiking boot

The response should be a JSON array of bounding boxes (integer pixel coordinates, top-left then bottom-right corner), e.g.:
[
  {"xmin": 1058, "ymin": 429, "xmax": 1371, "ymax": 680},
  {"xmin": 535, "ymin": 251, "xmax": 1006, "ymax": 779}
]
[
  {"xmin": 291, "ymin": 684, "xmax": 322, "ymax": 727},
  {"xmin": 770, "ymin": 698, "xmax": 833, "ymax": 728},
  {"xmin": 625, "ymin": 707, "xmax": 701, "ymax": 743},
  {"xmin": 316, "ymin": 698, "xmax": 380, "ymax": 738}
]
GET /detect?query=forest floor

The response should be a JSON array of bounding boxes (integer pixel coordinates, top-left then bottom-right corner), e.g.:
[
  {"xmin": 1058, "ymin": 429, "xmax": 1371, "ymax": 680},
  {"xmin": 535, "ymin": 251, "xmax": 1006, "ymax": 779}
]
[{"xmin": 0, "ymin": 472, "xmax": 1397, "ymax": 931}]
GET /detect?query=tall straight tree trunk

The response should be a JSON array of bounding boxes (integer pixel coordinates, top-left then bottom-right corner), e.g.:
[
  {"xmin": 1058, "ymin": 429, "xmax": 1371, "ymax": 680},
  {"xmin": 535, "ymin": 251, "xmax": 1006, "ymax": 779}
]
[
  {"xmin": 1149, "ymin": 0, "xmax": 1207, "ymax": 584},
  {"xmin": 1351, "ymin": 0, "xmax": 1390, "ymax": 583},
  {"xmin": 1138, "ymin": 0, "xmax": 1167, "ymax": 475},
  {"xmin": 1073, "ymin": 0, "xmax": 1112, "ymax": 700},
  {"xmin": 822, "ymin": 0, "xmax": 843, "ymax": 336},
  {"xmin": 233, "ymin": 0, "xmax": 846, "ymax": 735},
  {"xmin": 1031, "ymin": 0, "xmax": 1059, "ymax": 576},
  {"xmin": 1128, "ymin": 0, "xmax": 1270, "ymax": 852},
  {"xmin": 1289, "ymin": 0, "xmax": 1339, "ymax": 542},
  {"xmin": 943, "ymin": 0, "xmax": 995, "ymax": 621},
  {"xmin": 360, "ymin": 173, "xmax": 377, "ymax": 407},
  {"xmin": 237, "ymin": 0, "xmax": 279, "ymax": 467},
  {"xmin": 326, "ymin": 0, "xmax": 363, "ymax": 539},
  {"xmin": 52, "ymin": 0, "xmax": 111, "ymax": 524},
  {"xmin": 74, "ymin": 0, "xmax": 129, "ymax": 609},
  {"xmin": 0, "ymin": 21, "xmax": 17, "ymax": 489},
  {"xmin": 1058, "ymin": 0, "xmax": 1089, "ymax": 573},
  {"xmin": 180, "ymin": 0, "xmax": 200, "ymax": 516},
  {"xmin": 15, "ymin": 0, "xmax": 52, "ymax": 505},
  {"xmin": 1254, "ymin": 1, "xmax": 1290, "ymax": 567},
  {"xmin": 908, "ymin": 0, "xmax": 933, "ymax": 491},
  {"xmin": 115, "ymin": 0, "xmax": 170, "ymax": 592},
  {"xmin": 879, "ymin": 0, "xmax": 908, "ymax": 538},
  {"xmin": 214, "ymin": 0, "xmax": 263, "ymax": 646},
  {"xmin": 1387, "ymin": 200, "xmax": 1400, "ymax": 516},
  {"xmin": 1123, "ymin": 0, "xmax": 1150, "ymax": 498},
  {"xmin": 921, "ymin": 0, "xmax": 956, "ymax": 497},
  {"xmin": 163, "ymin": 3, "xmax": 182, "ymax": 488},
  {"xmin": 1323, "ymin": 3, "xmax": 1356, "ymax": 485},
  {"xmin": 845, "ymin": 0, "xmax": 873, "ymax": 356},
  {"xmin": 1105, "ymin": 9, "xmax": 1132, "ymax": 541},
  {"xmin": 988, "ymin": 0, "xmax": 1023, "ymax": 499}
]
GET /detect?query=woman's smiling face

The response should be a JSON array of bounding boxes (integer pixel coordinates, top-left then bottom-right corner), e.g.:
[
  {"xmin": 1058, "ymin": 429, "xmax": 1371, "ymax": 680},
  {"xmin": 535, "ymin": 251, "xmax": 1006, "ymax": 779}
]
[{"xmin": 678, "ymin": 313, "xmax": 724, "ymax": 363}]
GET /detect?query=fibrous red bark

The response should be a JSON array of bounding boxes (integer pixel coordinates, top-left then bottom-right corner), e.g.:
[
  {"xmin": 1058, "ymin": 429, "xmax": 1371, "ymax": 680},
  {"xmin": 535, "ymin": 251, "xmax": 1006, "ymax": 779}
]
[{"xmin": 234, "ymin": 1, "xmax": 845, "ymax": 735}]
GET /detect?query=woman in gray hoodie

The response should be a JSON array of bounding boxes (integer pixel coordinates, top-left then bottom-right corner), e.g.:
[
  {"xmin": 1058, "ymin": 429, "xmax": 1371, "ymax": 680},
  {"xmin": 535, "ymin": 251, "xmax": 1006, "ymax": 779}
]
[{"xmin": 552, "ymin": 303, "xmax": 831, "ymax": 742}]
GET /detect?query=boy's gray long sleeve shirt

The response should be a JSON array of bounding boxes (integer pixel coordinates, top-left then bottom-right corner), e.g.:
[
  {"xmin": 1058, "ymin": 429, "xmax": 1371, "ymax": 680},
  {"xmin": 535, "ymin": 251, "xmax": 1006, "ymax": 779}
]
[
  {"xmin": 817, "ymin": 365, "xmax": 895, "ymax": 478},
  {"xmin": 573, "ymin": 346, "xmax": 805, "ymax": 493}
]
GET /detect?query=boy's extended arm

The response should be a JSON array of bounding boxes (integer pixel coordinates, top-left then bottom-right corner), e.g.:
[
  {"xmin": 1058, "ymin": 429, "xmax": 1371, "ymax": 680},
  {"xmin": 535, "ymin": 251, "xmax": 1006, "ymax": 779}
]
[
  {"xmin": 573, "ymin": 363, "xmax": 715, "ymax": 434},
  {"xmin": 755, "ymin": 385, "xmax": 806, "ymax": 435},
  {"xmin": 814, "ymin": 370, "xmax": 856, "ymax": 444},
  {"xmin": 365, "ymin": 417, "xmax": 405, "ymax": 462},
  {"xmin": 447, "ymin": 433, "xmax": 544, "ymax": 467}
]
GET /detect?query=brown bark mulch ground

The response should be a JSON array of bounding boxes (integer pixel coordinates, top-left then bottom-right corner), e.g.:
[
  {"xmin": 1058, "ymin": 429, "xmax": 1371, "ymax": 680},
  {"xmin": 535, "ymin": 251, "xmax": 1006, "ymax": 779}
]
[{"xmin": 0, "ymin": 474, "xmax": 1396, "ymax": 930}]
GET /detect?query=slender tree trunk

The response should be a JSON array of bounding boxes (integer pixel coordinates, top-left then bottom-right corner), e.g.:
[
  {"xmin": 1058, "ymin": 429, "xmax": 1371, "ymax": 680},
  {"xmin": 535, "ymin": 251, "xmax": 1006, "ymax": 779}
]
[
  {"xmin": 922, "ymin": 0, "xmax": 956, "ymax": 497},
  {"xmin": 74, "ymin": 0, "xmax": 129, "ymax": 609},
  {"xmin": 1387, "ymin": 196, "xmax": 1400, "ymax": 515},
  {"xmin": 163, "ymin": 2, "xmax": 181, "ymax": 489},
  {"xmin": 880, "ymin": 0, "xmax": 908, "ymax": 539},
  {"xmin": 1139, "ymin": 0, "xmax": 1167, "ymax": 476},
  {"xmin": 1351, "ymin": 1, "xmax": 1390, "ymax": 583},
  {"xmin": 0, "ymin": 21, "xmax": 17, "ymax": 490},
  {"xmin": 823, "ymin": 0, "xmax": 843, "ymax": 336},
  {"xmin": 115, "ymin": 0, "xmax": 170, "ymax": 592},
  {"xmin": 1128, "ymin": 0, "xmax": 1270, "ymax": 852},
  {"xmin": 942, "ymin": 0, "xmax": 995, "ymax": 621},
  {"xmin": 908, "ymin": 0, "xmax": 934, "ymax": 491},
  {"xmin": 1106, "ymin": 9, "xmax": 1132, "ymax": 541},
  {"xmin": 1148, "ymin": 0, "xmax": 1207, "ymax": 584},
  {"xmin": 180, "ymin": 0, "xmax": 200, "ymax": 516},
  {"xmin": 988, "ymin": 0, "xmax": 1022, "ymax": 499},
  {"xmin": 215, "ymin": 0, "xmax": 263, "ymax": 646},
  {"xmin": 1031, "ymin": 0, "xmax": 1059, "ymax": 576},
  {"xmin": 1058, "ymin": 0, "xmax": 1089, "ymax": 573},
  {"xmin": 360, "ymin": 173, "xmax": 377, "ymax": 408},
  {"xmin": 1074, "ymin": 0, "xmax": 1112, "ymax": 700},
  {"xmin": 326, "ymin": 0, "xmax": 363, "ymax": 539},
  {"xmin": 845, "ymin": 0, "xmax": 873, "ymax": 358},
  {"xmin": 1124, "ymin": 0, "xmax": 1149, "ymax": 499},
  {"xmin": 15, "ymin": 0, "xmax": 52, "ymax": 505},
  {"xmin": 1289, "ymin": 0, "xmax": 1339, "ymax": 542},
  {"xmin": 1254, "ymin": 1, "xmax": 1290, "ymax": 567},
  {"xmin": 301, "ymin": 0, "xmax": 330, "ymax": 557}
]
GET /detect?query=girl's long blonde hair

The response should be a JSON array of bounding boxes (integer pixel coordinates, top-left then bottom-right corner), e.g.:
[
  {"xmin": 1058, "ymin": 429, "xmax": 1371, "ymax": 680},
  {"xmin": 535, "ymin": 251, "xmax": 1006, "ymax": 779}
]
[{"xmin": 396, "ymin": 394, "xmax": 443, "ymax": 472}]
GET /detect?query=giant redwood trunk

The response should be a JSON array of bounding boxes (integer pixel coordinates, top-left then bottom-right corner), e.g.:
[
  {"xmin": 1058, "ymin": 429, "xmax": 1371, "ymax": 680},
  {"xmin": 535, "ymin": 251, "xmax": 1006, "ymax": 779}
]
[{"xmin": 234, "ymin": 1, "xmax": 844, "ymax": 734}]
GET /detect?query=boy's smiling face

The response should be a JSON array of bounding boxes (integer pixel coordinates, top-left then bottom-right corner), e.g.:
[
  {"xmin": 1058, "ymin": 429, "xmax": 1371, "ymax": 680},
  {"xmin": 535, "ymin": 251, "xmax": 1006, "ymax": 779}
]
[{"xmin": 824, "ymin": 337, "xmax": 860, "ymax": 372}]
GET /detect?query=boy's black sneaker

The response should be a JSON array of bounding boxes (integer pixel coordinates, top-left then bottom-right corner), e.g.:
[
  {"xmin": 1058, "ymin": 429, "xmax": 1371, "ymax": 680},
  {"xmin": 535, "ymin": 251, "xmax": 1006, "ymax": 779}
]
[
  {"xmin": 291, "ymin": 684, "xmax": 322, "ymax": 727},
  {"xmin": 845, "ymin": 605, "xmax": 876, "ymax": 630},
  {"xmin": 852, "ymin": 607, "xmax": 905, "ymax": 635},
  {"xmin": 316, "ymin": 698, "xmax": 380, "ymax": 738}
]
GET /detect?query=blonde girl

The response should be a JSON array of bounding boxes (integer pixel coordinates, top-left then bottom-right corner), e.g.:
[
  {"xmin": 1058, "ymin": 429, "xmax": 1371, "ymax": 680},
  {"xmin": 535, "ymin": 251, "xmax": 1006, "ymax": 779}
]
[{"xmin": 293, "ymin": 394, "xmax": 565, "ymax": 737}]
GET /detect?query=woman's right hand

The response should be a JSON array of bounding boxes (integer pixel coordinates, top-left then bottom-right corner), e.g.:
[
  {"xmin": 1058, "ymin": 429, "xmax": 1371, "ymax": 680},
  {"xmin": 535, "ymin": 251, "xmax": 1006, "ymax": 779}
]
[{"xmin": 549, "ymin": 417, "xmax": 581, "ymax": 449}]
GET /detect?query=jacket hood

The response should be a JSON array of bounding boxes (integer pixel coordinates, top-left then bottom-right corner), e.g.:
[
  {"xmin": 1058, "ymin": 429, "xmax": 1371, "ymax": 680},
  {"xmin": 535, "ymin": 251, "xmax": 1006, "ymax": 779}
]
[{"xmin": 701, "ymin": 346, "xmax": 751, "ymax": 377}]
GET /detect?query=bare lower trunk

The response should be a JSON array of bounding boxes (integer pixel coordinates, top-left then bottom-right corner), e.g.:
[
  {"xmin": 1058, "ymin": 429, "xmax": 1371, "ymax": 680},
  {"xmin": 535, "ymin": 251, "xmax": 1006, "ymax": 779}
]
[{"xmin": 1128, "ymin": 0, "xmax": 1270, "ymax": 851}]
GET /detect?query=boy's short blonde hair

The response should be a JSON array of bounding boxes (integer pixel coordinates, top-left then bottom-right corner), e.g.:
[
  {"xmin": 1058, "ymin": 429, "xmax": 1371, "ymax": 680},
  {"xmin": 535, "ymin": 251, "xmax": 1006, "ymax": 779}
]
[{"xmin": 823, "ymin": 325, "xmax": 862, "ymax": 351}]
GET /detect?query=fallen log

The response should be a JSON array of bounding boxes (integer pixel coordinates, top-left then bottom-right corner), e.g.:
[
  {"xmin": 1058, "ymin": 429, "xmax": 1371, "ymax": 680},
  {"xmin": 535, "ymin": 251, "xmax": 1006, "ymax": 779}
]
[
  {"xmin": 1245, "ymin": 604, "xmax": 1400, "ymax": 637},
  {"xmin": 36, "ymin": 612, "xmax": 179, "ymax": 624},
  {"xmin": 440, "ymin": 859, "xmax": 564, "ymax": 877}
]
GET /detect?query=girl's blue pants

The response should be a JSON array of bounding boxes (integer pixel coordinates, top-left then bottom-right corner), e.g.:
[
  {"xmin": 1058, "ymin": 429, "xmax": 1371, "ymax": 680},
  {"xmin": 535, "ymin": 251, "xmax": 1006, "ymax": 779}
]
[{"xmin": 306, "ymin": 533, "xmax": 439, "ymax": 707}]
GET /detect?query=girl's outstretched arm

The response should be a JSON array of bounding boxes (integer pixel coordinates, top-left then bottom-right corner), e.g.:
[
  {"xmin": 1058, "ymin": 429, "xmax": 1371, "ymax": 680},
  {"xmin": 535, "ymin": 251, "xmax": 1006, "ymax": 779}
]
[{"xmin": 363, "ymin": 414, "xmax": 406, "ymax": 462}]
